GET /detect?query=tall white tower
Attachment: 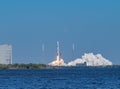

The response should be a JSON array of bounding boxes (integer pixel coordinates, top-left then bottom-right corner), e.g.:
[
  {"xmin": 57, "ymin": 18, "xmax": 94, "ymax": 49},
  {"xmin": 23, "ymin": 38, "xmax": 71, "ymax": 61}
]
[
  {"xmin": 0, "ymin": 44, "xmax": 12, "ymax": 64},
  {"xmin": 41, "ymin": 44, "xmax": 45, "ymax": 64},
  {"xmin": 72, "ymin": 43, "xmax": 75, "ymax": 60}
]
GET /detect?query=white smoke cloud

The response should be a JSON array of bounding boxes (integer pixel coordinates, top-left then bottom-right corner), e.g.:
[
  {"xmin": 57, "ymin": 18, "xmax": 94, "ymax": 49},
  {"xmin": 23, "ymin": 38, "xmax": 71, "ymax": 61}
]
[
  {"xmin": 67, "ymin": 53, "xmax": 112, "ymax": 66},
  {"xmin": 49, "ymin": 58, "xmax": 67, "ymax": 66},
  {"xmin": 49, "ymin": 55, "xmax": 67, "ymax": 66},
  {"xmin": 49, "ymin": 53, "xmax": 113, "ymax": 66}
]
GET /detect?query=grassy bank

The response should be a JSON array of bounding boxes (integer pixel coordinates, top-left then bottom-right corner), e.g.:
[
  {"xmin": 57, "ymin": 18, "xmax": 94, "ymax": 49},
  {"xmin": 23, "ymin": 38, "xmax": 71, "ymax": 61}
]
[
  {"xmin": 0, "ymin": 64, "xmax": 120, "ymax": 69},
  {"xmin": 0, "ymin": 63, "xmax": 47, "ymax": 69}
]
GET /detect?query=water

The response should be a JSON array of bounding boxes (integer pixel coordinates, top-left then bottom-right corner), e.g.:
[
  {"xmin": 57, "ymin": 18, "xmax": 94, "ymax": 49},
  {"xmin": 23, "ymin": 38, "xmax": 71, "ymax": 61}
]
[{"xmin": 0, "ymin": 67, "xmax": 120, "ymax": 89}]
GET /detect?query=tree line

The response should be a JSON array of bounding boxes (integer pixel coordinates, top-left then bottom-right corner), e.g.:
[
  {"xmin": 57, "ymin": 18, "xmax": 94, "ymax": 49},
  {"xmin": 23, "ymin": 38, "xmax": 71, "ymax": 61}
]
[{"xmin": 0, "ymin": 63, "xmax": 47, "ymax": 69}]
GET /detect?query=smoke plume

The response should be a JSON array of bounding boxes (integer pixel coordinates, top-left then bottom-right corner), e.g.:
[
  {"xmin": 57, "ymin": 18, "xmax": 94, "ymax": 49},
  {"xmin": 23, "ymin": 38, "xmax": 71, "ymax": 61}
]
[{"xmin": 67, "ymin": 53, "xmax": 112, "ymax": 66}]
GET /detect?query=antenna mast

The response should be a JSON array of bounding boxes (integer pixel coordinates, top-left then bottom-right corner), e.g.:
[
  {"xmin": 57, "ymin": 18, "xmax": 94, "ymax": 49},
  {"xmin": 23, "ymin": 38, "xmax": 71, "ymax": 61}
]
[
  {"xmin": 72, "ymin": 43, "xmax": 75, "ymax": 60},
  {"xmin": 41, "ymin": 44, "xmax": 45, "ymax": 64}
]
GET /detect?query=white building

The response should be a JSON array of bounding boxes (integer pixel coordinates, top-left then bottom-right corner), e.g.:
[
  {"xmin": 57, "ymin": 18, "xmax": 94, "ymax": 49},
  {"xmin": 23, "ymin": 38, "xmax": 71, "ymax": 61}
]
[{"xmin": 0, "ymin": 44, "xmax": 12, "ymax": 64}]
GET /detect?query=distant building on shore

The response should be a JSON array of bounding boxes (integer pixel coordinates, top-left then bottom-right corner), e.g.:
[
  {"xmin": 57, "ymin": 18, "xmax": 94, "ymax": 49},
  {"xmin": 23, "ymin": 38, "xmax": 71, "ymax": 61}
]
[
  {"xmin": 0, "ymin": 44, "xmax": 12, "ymax": 64},
  {"xmin": 76, "ymin": 62, "xmax": 87, "ymax": 67}
]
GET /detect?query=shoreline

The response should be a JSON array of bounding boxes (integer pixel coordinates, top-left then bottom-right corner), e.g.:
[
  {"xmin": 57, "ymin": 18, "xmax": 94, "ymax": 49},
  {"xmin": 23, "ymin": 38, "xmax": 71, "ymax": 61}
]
[{"xmin": 0, "ymin": 64, "xmax": 120, "ymax": 69}]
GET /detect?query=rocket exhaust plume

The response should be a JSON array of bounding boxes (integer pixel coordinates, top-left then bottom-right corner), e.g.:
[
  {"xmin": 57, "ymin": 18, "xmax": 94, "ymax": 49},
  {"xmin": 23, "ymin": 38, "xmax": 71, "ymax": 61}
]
[
  {"xmin": 67, "ymin": 53, "xmax": 112, "ymax": 66},
  {"xmin": 49, "ymin": 41, "xmax": 66, "ymax": 66},
  {"xmin": 49, "ymin": 43, "xmax": 112, "ymax": 66}
]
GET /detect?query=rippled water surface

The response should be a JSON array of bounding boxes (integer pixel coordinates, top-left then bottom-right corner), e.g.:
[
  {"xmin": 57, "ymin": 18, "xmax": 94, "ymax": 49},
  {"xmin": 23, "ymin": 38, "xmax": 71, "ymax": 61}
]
[{"xmin": 0, "ymin": 67, "xmax": 120, "ymax": 89}]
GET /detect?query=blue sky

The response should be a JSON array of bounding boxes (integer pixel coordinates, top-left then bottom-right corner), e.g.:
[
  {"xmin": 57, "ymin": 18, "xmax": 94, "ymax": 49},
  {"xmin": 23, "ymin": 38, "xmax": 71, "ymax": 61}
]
[{"xmin": 0, "ymin": 0, "xmax": 120, "ymax": 64}]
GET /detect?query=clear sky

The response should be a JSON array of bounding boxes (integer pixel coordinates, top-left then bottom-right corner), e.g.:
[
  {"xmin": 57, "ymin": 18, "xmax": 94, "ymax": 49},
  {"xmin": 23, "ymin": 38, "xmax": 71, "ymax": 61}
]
[{"xmin": 0, "ymin": 0, "xmax": 120, "ymax": 64}]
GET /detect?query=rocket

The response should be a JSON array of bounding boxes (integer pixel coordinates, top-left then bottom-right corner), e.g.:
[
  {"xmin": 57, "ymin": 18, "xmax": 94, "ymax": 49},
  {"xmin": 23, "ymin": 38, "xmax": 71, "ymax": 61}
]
[
  {"xmin": 57, "ymin": 41, "xmax": 60, "ymax": 56},
  {"xmin": 49, "ymin": 41, "xmax": 65, "ymax": 66},
  {"xmin": 57, "ymin": 41, "xmax": 61, "ymax": 66}
]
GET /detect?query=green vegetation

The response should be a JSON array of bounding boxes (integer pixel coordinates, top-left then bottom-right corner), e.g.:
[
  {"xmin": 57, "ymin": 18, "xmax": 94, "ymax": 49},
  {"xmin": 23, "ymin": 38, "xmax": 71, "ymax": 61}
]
[
  {"xmin": 0, "ymin": 63, "xmax": 47, "ymax": 69},
  {"xmin": 0, "ymin": 64, "xmax": 120, "ymax": 69}
]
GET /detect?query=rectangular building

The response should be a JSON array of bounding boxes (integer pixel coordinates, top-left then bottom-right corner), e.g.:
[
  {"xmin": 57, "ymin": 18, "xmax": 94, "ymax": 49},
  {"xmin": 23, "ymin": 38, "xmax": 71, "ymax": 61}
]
[{"xmin": 0, "ymin": 44, "xmax": 12, "ymax": 64}]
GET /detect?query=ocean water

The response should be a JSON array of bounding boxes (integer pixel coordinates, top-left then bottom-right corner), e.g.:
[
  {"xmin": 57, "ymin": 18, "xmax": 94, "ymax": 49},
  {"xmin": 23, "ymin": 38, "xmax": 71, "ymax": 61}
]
[{"xmin": 0, "ymin": 67, "xmax": 120, "ymax": 89}]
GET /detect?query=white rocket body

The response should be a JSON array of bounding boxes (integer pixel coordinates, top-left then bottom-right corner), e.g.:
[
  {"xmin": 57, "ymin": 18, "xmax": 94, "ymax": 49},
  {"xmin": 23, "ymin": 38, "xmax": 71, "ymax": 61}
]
[
  {"xmin": 49, "ymin": 41, "xmax": 66, "ymax": 66},
  {"xmin": 57, "ymin": 41, "xmax": 60, "ymax": 62}
]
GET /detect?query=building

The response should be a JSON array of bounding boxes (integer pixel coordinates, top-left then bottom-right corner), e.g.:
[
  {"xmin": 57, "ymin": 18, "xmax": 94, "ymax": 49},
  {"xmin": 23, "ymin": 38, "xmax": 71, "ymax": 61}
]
[
  {"xmin": 0, "ymin": 44, "xmax": 12, "ymax": 64},
  {"xmin": 76, "ymin": 62, "xmax": 87, "ymax": 66}
]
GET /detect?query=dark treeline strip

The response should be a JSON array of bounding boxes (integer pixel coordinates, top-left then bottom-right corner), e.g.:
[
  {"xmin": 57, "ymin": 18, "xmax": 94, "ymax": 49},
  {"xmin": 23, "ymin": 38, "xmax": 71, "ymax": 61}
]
[
  {"xmin": 0, "ymin": 63, "xmax": 47, "ymax": 69},
  {"xmin": 0, "ymin": 64, "xmax": 120, "ymax": 69}
]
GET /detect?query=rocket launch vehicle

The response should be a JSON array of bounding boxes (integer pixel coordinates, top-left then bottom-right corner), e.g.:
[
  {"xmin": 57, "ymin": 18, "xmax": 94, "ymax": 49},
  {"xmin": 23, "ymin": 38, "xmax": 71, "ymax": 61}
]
[{"xmin": 49, "ymin": 41, "xmax": 65, "ymax": 66}]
